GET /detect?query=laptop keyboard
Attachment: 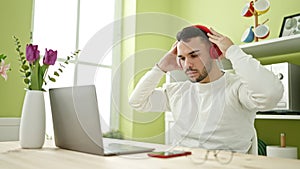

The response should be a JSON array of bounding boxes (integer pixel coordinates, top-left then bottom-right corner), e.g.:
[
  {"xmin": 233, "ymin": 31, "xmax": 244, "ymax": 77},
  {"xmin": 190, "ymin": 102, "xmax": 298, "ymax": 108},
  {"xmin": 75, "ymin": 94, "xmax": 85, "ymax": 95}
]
[
  {"xmin": 106, "ymin": 143, "xmax": 147, "ymax": 151},
  {"xmin": 103, "ymin": 143, "xmax": 154, "ymax": 155}
]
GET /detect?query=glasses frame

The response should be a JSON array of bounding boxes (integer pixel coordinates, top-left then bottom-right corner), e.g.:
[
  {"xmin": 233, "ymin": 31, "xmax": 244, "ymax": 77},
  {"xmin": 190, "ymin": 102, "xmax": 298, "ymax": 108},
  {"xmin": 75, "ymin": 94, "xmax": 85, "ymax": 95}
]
[{"xmin": 188, "ymin": 149, "xmax": 235, "ymax": 165}]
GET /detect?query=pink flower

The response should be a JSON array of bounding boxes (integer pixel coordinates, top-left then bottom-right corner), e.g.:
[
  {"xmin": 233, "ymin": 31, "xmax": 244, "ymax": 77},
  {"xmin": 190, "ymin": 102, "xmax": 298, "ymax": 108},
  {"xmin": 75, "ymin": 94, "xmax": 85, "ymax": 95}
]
[
  {"xmin": 43, "ymin": 48, "xmax": 57, "ymax": 65},
  {"xmin": 26, "ymin": 44, "xmax": 40, "ymax": 64},
  {"xmin": 0, "ymin": 60, "xmax": 10, "ymax": 80}
]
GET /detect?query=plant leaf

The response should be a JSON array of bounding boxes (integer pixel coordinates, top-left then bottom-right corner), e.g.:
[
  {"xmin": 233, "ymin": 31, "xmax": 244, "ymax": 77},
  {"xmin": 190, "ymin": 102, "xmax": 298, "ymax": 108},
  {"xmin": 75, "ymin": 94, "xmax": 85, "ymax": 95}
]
[
  {"xmin": 24, "ymin": 78, "xmax": 30, "ymax": 84},
  {"xmin": 40, "ymin": 65, "xmax": 48, "ymax": 77},
  {"xmin": 25, "ymin": 72, "xmax": 31, "ymax": 77},
  {"xmin": 48, "ymin": 75, "xmax": 56, "ymax": 82},
  {"xmin": 54, "ymin": 71, "xmax": 59, "ymax": 76},
  {"xmin": 22, "ymin": 65, "xmax": 29, "ymax": 70}
]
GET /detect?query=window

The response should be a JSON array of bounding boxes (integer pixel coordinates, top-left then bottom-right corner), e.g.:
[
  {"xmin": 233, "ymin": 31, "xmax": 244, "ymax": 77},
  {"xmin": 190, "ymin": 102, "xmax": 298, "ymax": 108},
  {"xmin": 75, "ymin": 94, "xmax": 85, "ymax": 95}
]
[{"xmin": 32, "ymin": 0, "xmax": 119, "ymax": 138}]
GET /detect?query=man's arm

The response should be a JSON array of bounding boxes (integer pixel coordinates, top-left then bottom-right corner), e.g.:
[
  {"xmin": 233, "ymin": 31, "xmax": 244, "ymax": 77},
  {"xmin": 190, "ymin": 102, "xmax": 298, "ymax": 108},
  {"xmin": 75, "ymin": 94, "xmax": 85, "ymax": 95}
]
[
  {"xmin": 129, "ymin": 42, "xmax": 179, "ymax": 112},
  {"xmin": 226, "ymin": 45, "xmax": 284, "ymax": 110},
  {"xmin": 208, "ymin": 28, "xmax": 284, "ymax": 110},
  {"xmin": 128, "ymin": 65, "xmax": 170, "ymax": 112}
]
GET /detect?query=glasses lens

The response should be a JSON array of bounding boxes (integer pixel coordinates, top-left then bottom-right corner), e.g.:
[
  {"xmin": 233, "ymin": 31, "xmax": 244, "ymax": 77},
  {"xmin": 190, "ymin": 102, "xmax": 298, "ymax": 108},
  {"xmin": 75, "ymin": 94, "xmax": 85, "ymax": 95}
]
[
  {"xmin": 214, "ymin": 150, "xmax": 234, "ymax": 164},
  {"xmin": 188, "ymin": 149, "xmax": 208, "ymax": 164}
]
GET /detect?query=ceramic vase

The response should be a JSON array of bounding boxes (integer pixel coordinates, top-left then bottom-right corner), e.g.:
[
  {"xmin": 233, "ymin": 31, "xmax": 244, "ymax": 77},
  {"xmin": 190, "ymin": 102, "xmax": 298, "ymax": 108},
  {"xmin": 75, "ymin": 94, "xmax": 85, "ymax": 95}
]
[{"xmin": 19, "ymin": 90, "xmax": 45, "ymax": 148}]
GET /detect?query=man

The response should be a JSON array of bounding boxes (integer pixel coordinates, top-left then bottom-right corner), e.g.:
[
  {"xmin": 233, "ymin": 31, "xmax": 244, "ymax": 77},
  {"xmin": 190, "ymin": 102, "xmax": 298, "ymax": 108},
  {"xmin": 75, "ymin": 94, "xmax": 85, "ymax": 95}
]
[{"xmin": 128, "ymin": 25, "xmax": 283, "ymax": 153}]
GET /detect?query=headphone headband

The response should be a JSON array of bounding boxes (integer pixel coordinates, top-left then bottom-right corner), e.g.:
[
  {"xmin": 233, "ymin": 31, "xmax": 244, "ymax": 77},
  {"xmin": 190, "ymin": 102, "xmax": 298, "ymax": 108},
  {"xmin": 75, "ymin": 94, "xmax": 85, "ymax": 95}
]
[{"xmin": 193, "ymin": 25, "xmax": 223, "ymax": 58}]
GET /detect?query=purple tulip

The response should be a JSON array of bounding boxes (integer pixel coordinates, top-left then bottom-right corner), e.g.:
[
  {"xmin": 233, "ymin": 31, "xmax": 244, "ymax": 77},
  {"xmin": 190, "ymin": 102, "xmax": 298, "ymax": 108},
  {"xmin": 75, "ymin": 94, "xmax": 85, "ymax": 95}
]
[
  {"xmin": 43, "ymin": 48, "xmax": 57, "ymax": 65},
  {"xmin": 26, "ymin": 44, "xmax": 40, "ymax": 64}
]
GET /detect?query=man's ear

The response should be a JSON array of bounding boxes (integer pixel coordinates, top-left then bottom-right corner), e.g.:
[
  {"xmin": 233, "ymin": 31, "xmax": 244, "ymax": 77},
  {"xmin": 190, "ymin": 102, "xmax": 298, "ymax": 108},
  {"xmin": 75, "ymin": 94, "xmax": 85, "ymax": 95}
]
[
  {"xmin": 176, "ymin": 57, "xmax": 183, "ymax": 70},
  {"xmin": 209, "ymin": 44, "xmax": 220, "ymax": 59}
]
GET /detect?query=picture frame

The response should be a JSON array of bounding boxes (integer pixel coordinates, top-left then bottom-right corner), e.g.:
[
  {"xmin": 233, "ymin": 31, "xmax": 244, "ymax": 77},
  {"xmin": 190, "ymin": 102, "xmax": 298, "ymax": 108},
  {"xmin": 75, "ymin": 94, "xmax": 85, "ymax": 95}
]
[{"xmin": 279, "ymin": 13, "xmax": 300, "ymax": 37}]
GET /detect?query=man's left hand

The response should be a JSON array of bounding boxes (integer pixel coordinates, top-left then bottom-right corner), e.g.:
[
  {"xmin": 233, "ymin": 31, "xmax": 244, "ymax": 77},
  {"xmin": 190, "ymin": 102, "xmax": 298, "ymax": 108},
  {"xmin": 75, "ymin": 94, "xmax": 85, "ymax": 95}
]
[{"xmin": 207, "ymin": 28, "xmax": 234, "ymax": 57}]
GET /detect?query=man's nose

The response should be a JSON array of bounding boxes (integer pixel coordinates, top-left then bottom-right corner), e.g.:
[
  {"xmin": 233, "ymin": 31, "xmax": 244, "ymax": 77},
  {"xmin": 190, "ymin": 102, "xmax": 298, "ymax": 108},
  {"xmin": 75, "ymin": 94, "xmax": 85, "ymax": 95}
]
[{"xmin": 184, "ymin": 57, "xmax": 193, "ymax": 68}]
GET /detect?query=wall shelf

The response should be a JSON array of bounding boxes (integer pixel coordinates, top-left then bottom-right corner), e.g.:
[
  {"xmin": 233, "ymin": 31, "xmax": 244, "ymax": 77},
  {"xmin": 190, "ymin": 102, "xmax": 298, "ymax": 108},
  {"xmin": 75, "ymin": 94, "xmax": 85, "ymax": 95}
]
[
  {"xmin": 240, "ymin": 34, "xmax": 300, "ymax": 58},
  {"xmin": 222, "ymin": 34, "xmax": 300, "ymax": 69},
  {"xmin": 256, "ymin": 115, "xmax": 300, "ymax": 120}
]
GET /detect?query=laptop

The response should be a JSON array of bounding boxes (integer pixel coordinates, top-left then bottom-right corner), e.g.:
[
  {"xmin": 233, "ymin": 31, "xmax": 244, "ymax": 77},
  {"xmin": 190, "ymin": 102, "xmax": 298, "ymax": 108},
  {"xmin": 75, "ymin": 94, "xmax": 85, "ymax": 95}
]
[{"xmin": 49, "ymin": 85, "xmax": 154, "ymax": 156}]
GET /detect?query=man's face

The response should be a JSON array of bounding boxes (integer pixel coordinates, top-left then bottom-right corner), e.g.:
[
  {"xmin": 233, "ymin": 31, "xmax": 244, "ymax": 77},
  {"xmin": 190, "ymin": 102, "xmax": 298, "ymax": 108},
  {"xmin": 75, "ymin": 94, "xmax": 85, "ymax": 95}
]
[{"xmin": 177, "ymin": 37, "xmax": 213, "ymax": 83}]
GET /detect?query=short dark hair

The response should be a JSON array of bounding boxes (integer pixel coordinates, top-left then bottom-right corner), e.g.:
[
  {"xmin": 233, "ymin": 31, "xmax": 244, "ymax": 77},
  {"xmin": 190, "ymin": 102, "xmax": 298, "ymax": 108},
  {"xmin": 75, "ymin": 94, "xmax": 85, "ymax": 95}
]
[{"xmin": 176, "ymin": 26, "xmax": 209, "ymax": 43}]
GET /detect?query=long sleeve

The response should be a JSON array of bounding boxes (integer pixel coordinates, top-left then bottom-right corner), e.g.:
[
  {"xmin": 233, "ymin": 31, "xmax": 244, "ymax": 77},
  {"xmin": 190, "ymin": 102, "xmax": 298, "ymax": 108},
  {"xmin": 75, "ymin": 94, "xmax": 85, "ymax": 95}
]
[
  {"xmin": 128, "ymin": 65, "xmax": 170, "ymax": 112},
  {"xmin": 226, "ymin": 45, "xmax": 284, "ymax": 110}
]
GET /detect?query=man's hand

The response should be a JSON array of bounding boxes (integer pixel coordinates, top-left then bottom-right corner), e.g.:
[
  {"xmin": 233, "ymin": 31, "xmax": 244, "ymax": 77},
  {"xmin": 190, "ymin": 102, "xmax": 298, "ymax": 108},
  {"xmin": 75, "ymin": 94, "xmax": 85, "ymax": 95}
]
[
  {"xmin": 207, "ymin": 28, "xmax": 234, "ymax": 57},
  {"xmin": 157, "ymin": 41, "xmax": 181, "ymax": 72}
]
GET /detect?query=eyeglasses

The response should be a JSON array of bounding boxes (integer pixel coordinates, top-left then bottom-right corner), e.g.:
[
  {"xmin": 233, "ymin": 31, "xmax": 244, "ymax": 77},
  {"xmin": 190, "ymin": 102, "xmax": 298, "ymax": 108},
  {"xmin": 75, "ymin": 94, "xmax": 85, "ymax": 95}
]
[{"xmin": 188, "ymin": 149, "xmax": 235, "ymax": 165}]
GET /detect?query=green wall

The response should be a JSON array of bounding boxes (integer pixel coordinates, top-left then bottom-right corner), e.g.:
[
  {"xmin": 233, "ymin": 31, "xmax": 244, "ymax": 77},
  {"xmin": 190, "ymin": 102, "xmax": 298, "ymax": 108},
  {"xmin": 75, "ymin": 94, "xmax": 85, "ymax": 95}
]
[
  {"xmin": 0, "ymin": 0, "xmax": 33, "ymax": 117},
  {"xmin": 255, "ymin": 119, "xmax": 300, "ymax": 158},
  {"xmin": 120, "ymin": 0, "xmax": 174, "ymax": 144},
  {"xmin": 123, "ymin": 0, "xmax": 300, "ymax": 157}
]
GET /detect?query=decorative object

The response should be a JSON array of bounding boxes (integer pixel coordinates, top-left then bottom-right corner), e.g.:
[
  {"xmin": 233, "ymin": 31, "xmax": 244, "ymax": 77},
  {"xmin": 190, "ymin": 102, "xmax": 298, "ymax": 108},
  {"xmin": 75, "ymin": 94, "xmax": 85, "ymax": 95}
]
[
  {"xmin": 266, "ymin": 133, "xmax": 298, "ymax": 159},
  {"xmin": 266, "ymin": 146, "xmax": 298, "ymax": 159},
  {"xmin": 19, "ymin": 90, "xmax": 46, "ymax": 148},
  {"xmin": 279, "ymin": 13, "xmax": 300, "ymax": 37},
  {"xmin": 241, "ymin": 0, "xmax": 270, "ymax": 43},
  {"xmin": 13, "ymin": 36, "xmax": 80, "ymax": 149},
  {"xmin": 0, "ymin": 54, "xmax": 10, "ymax": 80},
  {"xmin": 254, "ymin": 24, "xmax": 270, "ymax": 39},
  {"xmin": 241, "ymin": 26, "xmax": 255, "ymax": 43}
]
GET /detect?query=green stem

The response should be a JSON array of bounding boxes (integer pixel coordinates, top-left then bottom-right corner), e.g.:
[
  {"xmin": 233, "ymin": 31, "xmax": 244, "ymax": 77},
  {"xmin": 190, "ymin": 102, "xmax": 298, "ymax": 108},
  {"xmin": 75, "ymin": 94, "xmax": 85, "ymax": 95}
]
[{"xmin": 30, "ymin": 61, "xmax": 41, "ymax": 90}]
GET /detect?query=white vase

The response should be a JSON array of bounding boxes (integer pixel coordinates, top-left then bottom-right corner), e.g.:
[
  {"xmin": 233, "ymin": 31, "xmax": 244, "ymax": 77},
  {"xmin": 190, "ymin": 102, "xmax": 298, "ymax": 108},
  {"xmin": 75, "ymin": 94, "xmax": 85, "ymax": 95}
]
[{"xmin": 19, "ymin": 90, "xmax": 45, "ymax": 148}]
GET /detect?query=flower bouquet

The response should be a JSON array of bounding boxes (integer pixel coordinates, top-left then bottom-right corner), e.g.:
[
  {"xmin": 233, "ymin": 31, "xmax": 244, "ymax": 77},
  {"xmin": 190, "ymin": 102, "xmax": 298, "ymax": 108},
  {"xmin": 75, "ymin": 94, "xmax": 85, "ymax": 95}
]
[{"xmin": 13, "ymin": 36, "xmax": 80, "ymax": 91}]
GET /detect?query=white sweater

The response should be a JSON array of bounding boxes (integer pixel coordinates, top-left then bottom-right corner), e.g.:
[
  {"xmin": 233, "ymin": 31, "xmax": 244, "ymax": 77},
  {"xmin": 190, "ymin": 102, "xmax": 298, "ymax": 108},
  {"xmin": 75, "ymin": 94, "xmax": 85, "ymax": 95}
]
[{"xmin": 129, "ymin": 45, "xmax": 283, "ymax": 153}]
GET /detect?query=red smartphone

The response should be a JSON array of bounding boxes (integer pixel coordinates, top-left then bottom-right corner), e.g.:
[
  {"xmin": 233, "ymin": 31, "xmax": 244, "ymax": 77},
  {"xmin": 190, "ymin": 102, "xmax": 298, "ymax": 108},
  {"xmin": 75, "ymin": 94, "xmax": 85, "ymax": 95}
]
[{"xmin": 147, "ymin": 150, "xmax": 192, "ymax": 158}]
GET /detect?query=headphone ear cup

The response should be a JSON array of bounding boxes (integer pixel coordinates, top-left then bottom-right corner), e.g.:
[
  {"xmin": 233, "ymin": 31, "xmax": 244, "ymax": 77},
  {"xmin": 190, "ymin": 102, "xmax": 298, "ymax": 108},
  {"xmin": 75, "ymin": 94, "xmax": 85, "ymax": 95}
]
[{"xmin": 210, "ymin": 46, "xmax": 219, "ymax": 59}]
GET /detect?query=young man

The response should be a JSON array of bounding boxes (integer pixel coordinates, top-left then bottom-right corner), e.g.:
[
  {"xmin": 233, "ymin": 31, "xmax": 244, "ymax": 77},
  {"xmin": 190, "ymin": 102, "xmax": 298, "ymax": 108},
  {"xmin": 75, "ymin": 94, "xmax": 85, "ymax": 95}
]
[{"xmin": 129, "ymin": 25, "xmax": 283, "ymax": 153}]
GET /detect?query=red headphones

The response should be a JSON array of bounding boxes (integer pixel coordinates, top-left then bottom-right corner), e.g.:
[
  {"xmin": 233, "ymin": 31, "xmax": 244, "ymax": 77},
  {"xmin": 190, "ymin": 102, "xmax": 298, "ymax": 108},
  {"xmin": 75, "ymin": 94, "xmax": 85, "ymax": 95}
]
[{"xmin": 193, "ymin": 25, "xmax": 222, "ymax": 59}]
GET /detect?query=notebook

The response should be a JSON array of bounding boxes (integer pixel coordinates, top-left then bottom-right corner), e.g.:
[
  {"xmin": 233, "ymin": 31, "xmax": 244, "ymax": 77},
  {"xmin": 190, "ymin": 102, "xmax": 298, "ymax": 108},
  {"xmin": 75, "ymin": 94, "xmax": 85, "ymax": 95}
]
[{"xmin": 49, "ymin": 85, "xmax": 154, "ymax": 156}]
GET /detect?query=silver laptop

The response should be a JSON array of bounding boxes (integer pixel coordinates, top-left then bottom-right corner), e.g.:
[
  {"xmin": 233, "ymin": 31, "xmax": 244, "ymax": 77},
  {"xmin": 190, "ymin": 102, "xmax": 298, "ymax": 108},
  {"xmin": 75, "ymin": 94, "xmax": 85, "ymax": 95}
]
[{"xmin": 49, "ymin": 85, "xmax": 154, "ymax": 156}]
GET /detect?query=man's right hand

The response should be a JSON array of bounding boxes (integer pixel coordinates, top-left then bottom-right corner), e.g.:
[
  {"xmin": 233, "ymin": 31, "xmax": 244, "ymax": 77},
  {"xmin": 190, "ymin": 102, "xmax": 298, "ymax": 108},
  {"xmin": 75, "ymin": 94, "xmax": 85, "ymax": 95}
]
[{"xmin": 157, "ymin": 41, "xmax": 181, "ymax": 72}]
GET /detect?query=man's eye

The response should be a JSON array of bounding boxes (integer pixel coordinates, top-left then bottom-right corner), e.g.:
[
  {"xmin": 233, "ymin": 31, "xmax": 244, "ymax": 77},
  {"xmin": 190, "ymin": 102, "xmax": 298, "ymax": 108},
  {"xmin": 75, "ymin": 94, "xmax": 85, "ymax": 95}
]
[{"xmin": 191, "ymin": 54, "xmax": 198, "ymax": 58}]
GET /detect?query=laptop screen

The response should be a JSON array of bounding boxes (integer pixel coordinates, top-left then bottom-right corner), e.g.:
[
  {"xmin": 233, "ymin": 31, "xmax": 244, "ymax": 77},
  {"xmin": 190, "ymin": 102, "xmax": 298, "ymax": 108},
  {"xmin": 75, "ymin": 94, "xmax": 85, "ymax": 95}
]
[{"xmin": 49, "ymin": 85, "xmax": 105, "ymax": 155}]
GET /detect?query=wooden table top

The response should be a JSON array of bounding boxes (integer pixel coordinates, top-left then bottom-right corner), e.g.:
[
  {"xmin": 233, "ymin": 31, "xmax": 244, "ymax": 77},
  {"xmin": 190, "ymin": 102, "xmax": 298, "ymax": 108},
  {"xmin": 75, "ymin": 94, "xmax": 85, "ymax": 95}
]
[{"xmin": 1, "ymin": 140, "xmax": 300, "ymax": 169}]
